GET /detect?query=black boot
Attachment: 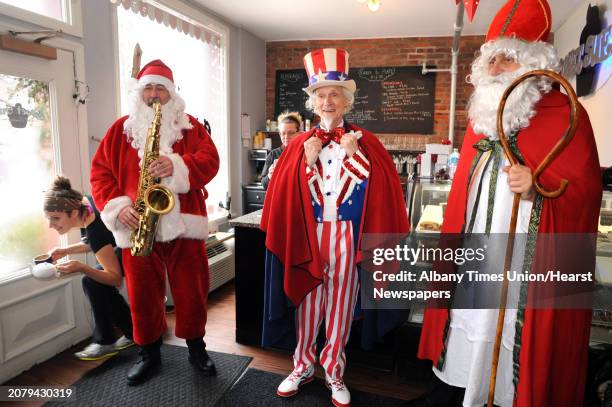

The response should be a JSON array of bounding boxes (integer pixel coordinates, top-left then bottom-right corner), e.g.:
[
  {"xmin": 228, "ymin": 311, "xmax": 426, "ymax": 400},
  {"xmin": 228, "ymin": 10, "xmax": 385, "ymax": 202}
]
[
  {"xmin": 186, "ymin": 337, "xmax": 216, "ymax": 376},
  {"xmin": 126, "ymin": 337, "xmax": 162, "ymax": 386},
  {"xmin": 402, "ymin": 374, "xmax": 464, "ymax": 407}
]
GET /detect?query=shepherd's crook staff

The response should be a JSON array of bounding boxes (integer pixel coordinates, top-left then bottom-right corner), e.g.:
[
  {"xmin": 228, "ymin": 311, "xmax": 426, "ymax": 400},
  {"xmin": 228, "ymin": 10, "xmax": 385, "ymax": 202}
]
[{"xmin": 487, "ymin": 70, "xmax": 579, "ymax": 407}]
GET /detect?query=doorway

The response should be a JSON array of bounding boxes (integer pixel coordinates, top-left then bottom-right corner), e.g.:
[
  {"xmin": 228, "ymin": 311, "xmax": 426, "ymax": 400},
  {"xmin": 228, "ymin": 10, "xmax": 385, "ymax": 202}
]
[{"xmin": 0, "ymin": 46, "xmax": 92, "ymax": 383}]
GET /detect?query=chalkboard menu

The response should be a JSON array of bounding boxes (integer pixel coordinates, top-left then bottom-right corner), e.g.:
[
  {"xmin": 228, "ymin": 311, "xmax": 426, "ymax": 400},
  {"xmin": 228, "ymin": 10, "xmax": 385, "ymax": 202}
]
[
  {"xmin": 274, "ymin": 66, "xmax": 436, "ymax": 134},
  {"xmin": 274, "ymin": 69, "xmax": 313, "ymax": 121}
]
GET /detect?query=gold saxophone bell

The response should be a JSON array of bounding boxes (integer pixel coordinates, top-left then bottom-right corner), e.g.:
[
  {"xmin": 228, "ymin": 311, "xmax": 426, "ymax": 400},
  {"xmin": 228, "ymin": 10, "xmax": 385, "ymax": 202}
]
[{"xmin": 143, "ymin": 184, "xmax": 175, "ymax": 215}]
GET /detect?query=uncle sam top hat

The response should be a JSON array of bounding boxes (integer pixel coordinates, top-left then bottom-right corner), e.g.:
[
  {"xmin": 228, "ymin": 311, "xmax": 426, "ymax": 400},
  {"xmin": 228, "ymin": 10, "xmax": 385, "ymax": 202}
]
[{"xmin": 303, "ymin": 48, "xmax": 357, "ymax": 96}]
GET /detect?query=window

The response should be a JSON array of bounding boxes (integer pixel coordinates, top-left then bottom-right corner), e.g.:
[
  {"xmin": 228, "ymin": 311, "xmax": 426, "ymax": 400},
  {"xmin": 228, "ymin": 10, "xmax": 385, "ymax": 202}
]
[
  {"xmin": 114, "ymin": 0, "xmax": 229, "ymax": 220},
  {"xmin": 0, "ymin": 0, "xmax": 70, "ymax": 23},
  {"xmin": 0, "ymin": 0, "xmax": 82, "ymax": 37},
  {"xmin": 0, "ymin": 74, "xmax": 60, "ymax": 273}
]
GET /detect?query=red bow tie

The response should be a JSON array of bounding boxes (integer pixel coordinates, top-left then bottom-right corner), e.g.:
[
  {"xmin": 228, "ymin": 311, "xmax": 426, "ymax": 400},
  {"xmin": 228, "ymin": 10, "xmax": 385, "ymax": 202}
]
[{"xmin": 315, "ymin": 127, "xmax": 345, "ymax": 144}]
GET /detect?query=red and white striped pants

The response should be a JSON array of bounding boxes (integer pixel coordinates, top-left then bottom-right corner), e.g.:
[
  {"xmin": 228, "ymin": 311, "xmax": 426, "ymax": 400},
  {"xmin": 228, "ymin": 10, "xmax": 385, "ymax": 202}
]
[{"xmin": 293, "ymin": 220, "xmax": 360, "ymax": 380}]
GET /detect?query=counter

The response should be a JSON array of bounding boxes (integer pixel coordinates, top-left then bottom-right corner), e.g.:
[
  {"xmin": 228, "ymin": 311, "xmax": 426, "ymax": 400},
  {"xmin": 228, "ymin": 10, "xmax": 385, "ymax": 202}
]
[
  {"xmin": 228, "ymin": 209, "xmax": 262, "ymax": 229},
  {"xmin": 229, "ymin": 209, "xmax": 266, "ymax": 345}
]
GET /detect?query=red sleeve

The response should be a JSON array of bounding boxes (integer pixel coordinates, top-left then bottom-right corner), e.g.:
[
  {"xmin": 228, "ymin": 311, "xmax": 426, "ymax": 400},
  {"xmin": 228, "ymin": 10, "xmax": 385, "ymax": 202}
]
[
  {"xmin": 90, "ymin": 119, "xmax": 127, "ymax": 210},
  {"xmin": 181, "ymin": 117, "xmax": 220, "ymax": 190}
]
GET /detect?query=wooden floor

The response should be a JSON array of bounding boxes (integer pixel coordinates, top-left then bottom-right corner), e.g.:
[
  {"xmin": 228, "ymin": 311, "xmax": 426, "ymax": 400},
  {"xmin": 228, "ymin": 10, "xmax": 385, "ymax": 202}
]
[{"xmin": 3, "ymin": 282, "xmax": 426, "ymax": 406}]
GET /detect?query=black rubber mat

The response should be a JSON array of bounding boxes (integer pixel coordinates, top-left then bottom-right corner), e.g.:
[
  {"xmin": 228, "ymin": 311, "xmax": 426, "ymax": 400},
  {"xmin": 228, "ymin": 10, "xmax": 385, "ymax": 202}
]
[
  {"xmin": 45, "ymin": 344, "xmax": 251, "ymax": 407},
  {"xmin": 217, "ymin": 368, "xmax": 406, "ymax": 406}
]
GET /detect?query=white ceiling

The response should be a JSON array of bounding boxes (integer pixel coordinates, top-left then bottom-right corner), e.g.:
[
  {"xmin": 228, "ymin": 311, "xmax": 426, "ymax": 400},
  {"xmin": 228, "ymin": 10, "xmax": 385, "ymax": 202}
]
[{"xmin": 192, "ymin": 0, "xmax": 583, "ymax": 41}]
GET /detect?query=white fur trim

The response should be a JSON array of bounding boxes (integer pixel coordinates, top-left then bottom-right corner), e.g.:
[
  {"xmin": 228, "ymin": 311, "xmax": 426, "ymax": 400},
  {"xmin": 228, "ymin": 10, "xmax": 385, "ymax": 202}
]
[
  {"xmin": 154, "ymin": 190, "xmax": 184, "ymax": 242},
  {"xmin": 102, "ymin": 194, "xmax": 208, "ymax": 249},
  {"xmin": 100, "ymin": 195, "xmax": 133, "ymax": 249},
  {"xmin": 180, "ymin": 214, "xmax": 209, "ymax": 240},
  {"xmin": 161, "ymin": 153, "xmax": 190, "ymax": 194},
  {"xmin": 138, "ymin": 74, "xmax": 175, "ymax": 92},
  {"xmin": 153, "ymin": 194, "xmax": 208, "ymax": 242}
]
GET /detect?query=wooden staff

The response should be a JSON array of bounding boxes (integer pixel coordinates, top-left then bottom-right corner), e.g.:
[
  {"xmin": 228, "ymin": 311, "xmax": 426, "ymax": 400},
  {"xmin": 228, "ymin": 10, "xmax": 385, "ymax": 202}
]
[
  {"xmin": 131, "ymin": 43, "xmax": 142, "ymax": 78},
  {"xmin": 487, "ymin": 70, "xmax": 579, "ymax": 407}
]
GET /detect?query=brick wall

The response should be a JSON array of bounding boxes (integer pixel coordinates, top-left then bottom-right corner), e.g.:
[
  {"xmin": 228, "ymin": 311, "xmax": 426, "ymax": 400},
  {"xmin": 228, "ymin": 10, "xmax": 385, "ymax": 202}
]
[{"xmin": 266, "ymin": 36, "xmax": 485, "ymax": 150}]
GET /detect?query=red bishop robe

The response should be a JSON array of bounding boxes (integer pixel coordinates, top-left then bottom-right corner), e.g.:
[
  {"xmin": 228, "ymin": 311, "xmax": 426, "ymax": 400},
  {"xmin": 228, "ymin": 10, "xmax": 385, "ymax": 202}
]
[{"xmin": 418, "ymin": 89, "xmax": 602, "ymax": 407}]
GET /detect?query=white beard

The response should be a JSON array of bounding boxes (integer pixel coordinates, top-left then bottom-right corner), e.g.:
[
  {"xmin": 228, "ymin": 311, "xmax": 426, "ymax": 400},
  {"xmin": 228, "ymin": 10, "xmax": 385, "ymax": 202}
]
[
  {"xmin": 468, "ymin": 68, "xmax": 544, "ymax": 140},
  {"xmin": 123, "ymin": 94, "xmax": 192, "ymax": 158}
]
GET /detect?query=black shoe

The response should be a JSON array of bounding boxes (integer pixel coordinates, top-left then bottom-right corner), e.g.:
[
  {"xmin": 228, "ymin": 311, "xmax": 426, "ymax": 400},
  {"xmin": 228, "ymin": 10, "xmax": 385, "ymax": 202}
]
[
  {"xmin": 402, "ymin": 375, "xmax": 464, "ymax": 407},
  {"xmin": 186, "ymin": 338, "xmax": 217, "ymax": 376},
  {"xmin": 126, "ymin": 338, "xmax": 162, "ymax": 386}
]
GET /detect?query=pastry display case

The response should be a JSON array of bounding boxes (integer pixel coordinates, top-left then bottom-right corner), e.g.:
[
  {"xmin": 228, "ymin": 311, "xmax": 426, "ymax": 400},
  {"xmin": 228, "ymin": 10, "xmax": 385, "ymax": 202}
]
[{"xmin": 592, "ymin": 190, "xmax": 612, "ymax": 344}]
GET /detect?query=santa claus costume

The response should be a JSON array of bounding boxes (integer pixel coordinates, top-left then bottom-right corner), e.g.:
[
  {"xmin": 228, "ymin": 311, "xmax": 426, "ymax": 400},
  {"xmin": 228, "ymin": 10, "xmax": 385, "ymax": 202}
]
[
  {"xmin": 90, "ymin": 59, "xmax": 220, "ymax": 384},
  {"xmin": 412, "ymin": 1, "xmax": 602, "ymax": 407},
  {"xmin": 261, "ymin": 48, "xmax": 409, "ymax": 407}
]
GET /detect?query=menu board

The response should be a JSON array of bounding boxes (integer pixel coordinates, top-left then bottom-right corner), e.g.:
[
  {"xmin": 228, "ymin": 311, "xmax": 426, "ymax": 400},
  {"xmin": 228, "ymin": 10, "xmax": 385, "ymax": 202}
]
[
  {"xmin": 274, "ymin": 66, "xmax": 436, "ymax": 134},
  {"xmin": 274, "ymin": 69, "xmax": 313, "ymax": 121}
]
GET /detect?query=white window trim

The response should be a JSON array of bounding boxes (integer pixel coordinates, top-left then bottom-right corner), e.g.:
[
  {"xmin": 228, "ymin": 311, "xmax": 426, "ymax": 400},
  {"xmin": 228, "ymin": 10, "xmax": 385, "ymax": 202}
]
[
  {"xmin": 0, "ymin": 0, "xmax": 83, "ymax": 38},
  {"xmin": 111, "ymin": 0, "xmax": 232, "ymax": 223},
  {"xmin": 0, "ymin": 20, "xmax": 89, "ymax": 285}
]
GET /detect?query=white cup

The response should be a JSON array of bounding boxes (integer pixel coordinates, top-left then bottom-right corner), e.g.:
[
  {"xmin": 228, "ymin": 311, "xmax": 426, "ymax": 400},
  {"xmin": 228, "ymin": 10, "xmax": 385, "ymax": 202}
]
[{"xmin": 30, "ymin": 263, "xmax": 59, "ymax": 281}]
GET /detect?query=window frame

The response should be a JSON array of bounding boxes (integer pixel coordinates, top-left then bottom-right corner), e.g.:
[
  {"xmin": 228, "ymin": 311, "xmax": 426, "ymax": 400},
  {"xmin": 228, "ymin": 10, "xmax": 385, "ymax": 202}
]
[
  {"xmin": 0, "ymin": 19, "xmax": 90, "ymax": 284},
  {"xmin": 0, "ymin": 0, "xmax": 83, "ymax": 37},
  {"xmin": 110, "ymin": 0, "xmax": 231, "ymax": 223}
]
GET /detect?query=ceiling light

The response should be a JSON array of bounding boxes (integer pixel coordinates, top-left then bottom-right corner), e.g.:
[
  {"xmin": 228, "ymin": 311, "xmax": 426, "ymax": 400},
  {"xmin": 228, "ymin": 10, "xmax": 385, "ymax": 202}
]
[
  {"xmin": 367, "ymin": 0, "xmax": 381, "ymax": 12},
  {"xmin": 356, "ymin": 0, "xmax": 367, "ymax": 3}
]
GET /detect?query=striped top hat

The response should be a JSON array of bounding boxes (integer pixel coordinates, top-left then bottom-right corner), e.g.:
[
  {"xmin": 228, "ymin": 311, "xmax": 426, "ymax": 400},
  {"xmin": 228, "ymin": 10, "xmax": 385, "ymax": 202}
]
[
  {"xmin": 303, "ymin": 48, "xmax": 357, "ymax": 96},
  {"xmin": 486, "ymin": 0, "xmax": 552, "ymax": 43}
]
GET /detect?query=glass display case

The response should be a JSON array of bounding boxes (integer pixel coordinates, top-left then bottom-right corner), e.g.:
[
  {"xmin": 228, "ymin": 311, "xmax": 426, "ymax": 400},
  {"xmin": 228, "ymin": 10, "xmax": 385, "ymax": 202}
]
[
  {"xmin": 404, "ymin": 179, "xmax": 451, "ymax": 324},
  {"xmin": 592, "ymin": 190, "xmax": 612, "ymax": 344},
  {"xmin": 403, "ymin": 182, "xmax": 612, "ymax": 340},
  {"xmin": 406, "ymin": 179, "xmax": 451, "ymax": 232}
]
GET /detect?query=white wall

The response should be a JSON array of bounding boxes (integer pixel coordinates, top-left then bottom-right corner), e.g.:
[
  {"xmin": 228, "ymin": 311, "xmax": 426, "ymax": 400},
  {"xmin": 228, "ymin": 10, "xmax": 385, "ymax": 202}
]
[
  {"xmin": 82, "ymin": 1, "xmax": 267, "ymax": 215},
  {"xmin": 82, "ymin": 0, "xmax": 118, "ymax": 163},
  {"xmin": 238, "ymin": 28, "xmax": 267, "ymax": 212},
  {"xmin": 554, "ymin": 0, "xmax": 612, "ymax": 166}
]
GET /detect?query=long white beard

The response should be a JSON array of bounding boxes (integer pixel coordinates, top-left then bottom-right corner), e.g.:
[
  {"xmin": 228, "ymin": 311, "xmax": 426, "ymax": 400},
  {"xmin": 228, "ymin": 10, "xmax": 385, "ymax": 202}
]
[
  {"xmin": 467, "ymin": 68, "xmax": 545, "ymax": 140},
  {"xmin": 123, "ymin": 94, "xmax": 192, "ymax": 158}
]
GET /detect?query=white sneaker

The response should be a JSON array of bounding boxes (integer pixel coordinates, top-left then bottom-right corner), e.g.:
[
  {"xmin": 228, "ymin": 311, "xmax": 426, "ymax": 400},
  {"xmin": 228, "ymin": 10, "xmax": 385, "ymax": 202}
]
[
  {"xmin": 114, "ymin": 335, "xmax": 135, "ymax": 351},
  {"xmin": 74, "ymin": 343, "xmax": 118, "ymax": 361},
  {"xmin": 276, "ymin": 365, "xmax": 315, "ymax": 397},
  {"xmin": 326, "ymin": 375, "xmax": 351, "ymax": 407}
]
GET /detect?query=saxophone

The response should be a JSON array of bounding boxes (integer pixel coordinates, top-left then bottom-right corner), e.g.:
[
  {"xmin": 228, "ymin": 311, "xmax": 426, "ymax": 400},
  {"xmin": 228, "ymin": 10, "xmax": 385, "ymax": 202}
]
[{"xmin": 130, "ymin": 102, "xmax": 176, "ymax": 256}]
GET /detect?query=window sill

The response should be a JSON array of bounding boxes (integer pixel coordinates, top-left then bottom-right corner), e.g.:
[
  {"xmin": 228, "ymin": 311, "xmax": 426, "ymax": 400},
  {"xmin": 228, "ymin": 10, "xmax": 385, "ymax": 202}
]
[{"xmin": 0, "ymin": 266, "xmax": 33, "ymax": 286}]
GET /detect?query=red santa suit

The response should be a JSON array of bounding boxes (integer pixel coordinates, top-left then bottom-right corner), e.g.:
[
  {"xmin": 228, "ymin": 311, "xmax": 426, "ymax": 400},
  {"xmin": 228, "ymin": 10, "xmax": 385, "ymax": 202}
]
[{"xmin": 90, "ymin": 60, "xmax": 219, "ymax": 345}]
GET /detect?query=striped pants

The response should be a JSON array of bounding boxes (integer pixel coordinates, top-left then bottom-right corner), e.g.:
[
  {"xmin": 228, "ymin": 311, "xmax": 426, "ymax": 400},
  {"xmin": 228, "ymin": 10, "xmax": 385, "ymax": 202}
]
[{"xmin": 293, "ymin": 221, "xmax": 360, "ymax": 380}]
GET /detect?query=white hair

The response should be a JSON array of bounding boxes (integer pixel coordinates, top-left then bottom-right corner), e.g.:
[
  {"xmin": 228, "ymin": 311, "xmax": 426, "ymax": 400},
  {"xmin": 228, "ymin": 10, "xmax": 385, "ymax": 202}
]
[
  {"xmin": 467, "ymin": 38, "xmax": 560, "ymax": 139},
  {"xmin": 305, "ymin": 86, "xmax": 355, "ymax": 115},
  {"xmin": 468, "ymin": 38, "xmax": 560, "ymax": 90},
  {"xmin": 123, "ymin": 82, "xmax": 192, "ymax": 157}
]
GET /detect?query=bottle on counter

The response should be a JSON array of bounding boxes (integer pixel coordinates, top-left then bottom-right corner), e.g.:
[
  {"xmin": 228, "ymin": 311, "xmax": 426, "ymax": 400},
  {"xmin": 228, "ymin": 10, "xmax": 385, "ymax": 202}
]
[
  {"xmin": 265, "ymin": 119, "xmax": 271, "ymax": 131},
  {"xmin": 449, "ymin": 148, "xmax": 460, "ymax": 179}
]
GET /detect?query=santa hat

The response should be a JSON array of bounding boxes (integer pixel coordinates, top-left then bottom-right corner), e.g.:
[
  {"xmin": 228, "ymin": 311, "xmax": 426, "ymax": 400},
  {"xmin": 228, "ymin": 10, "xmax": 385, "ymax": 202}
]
[
  {"xmin": 136, "ymin": 59, "xmax": 175, "ymax": 92},
  {"xmin": 303, "ymin": 48, "xmax": 356, "ymax": 96}
]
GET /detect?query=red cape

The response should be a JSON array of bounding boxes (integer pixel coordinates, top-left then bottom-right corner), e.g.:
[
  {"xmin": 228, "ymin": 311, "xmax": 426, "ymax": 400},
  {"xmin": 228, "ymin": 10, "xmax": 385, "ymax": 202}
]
[
  {"xmin": 418, "ymin": 90, "xmax": 602, "ymax": 407},
  {"xmin": 260, "ymin": 124, "xmax": 409, "ymax": 306}
]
